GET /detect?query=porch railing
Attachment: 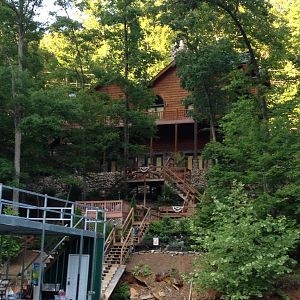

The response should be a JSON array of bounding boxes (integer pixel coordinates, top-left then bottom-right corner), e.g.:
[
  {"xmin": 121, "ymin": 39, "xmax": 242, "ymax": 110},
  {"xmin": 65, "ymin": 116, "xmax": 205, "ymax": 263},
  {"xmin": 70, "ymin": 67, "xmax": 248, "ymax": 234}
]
[
  {"xmin": 77, "ymin": 200, "xmax": 131, "ymax": 219},
  {"xmin": 146, "ymin": 108, "xmax": 193, "ymax": 121}
]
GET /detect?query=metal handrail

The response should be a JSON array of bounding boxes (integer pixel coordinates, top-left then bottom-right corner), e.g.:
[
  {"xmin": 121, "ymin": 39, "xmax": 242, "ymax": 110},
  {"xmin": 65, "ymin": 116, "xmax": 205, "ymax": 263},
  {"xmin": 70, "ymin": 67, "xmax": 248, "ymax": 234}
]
[
  {"xmin": 0, "ymin": 184, "xmax": 104, "ymax": 230},
  {"xmin": 17, "ymin": 213, "xmax": 87, "ymax": 278},
  {"xmin": 1, "ymin": 184, "xmax": 104, "ymax": 213}
]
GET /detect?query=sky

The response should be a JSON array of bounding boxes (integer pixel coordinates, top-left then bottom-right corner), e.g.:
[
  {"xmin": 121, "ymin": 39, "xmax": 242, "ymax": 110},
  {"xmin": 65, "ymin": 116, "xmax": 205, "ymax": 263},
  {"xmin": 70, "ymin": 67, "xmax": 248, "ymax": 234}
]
[{"xmin": 34, "ymin": 0, "xmax": 81, "ymax": 24}]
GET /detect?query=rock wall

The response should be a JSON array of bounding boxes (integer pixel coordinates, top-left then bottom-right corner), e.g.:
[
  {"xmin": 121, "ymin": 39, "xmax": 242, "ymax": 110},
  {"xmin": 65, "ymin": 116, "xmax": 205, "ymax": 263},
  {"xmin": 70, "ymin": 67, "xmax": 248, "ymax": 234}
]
[
  {"xmin": 190, "ymin": 168, "xmax": 207, "ymax": 190},
  {"xmin": 28, "ymin": 172, "xmax": 123, "ymax": 198}
]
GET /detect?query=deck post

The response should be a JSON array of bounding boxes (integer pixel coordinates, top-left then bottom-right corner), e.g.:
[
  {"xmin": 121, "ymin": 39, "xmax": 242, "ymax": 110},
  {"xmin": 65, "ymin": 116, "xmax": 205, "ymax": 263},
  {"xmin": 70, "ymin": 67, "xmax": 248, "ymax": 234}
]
[
  {"xmin": 193, "ymin": 120, "xmax": 199, "ymax": 169},
  {"xmin": 70, "ymin": 203, "xmax": 74, "ymax": 227},
  {"xmin": 174, "ymin": 124, "xmax": 178, "ymax": 154},
  {"xmin": 143, "ymin": 172, "xmax": 147, "ymax": 207},
  {"xmin": 76, "ymin": 230, "xmax": 84, "ymax": 300},
  {"xmin": 0, "ymin": 183, "xmax": 2, "ymax": 213},
  {"xmin": 150, "ymin": 137, "xmax": 153, "ymax": 165},
  {"xmin": 91, "ymin": 210, "xmax": 105, "ymax": 300},
  {"xmin": 37, "ymin": 194, "xmax": 47, "ymax": 300}
]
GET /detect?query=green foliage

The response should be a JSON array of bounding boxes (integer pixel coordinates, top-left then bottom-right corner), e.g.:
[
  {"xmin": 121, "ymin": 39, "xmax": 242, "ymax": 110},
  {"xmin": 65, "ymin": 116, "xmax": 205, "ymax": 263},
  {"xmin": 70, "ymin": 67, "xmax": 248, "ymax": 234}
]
[
  {"xmin": 110, "ymin": 282, "xmax": 130, "ymax": 300},
  {"xmin": 176, "ymin": 38, "xmax": 237, "ymax": 122},
  {"xmin": 147, "ymin": 217, "xmax": 192, "ymax": 250},
  {"xmin": 174, "ymin": 152, "xmax": 185, "ymax": 167},
  {"xmin": 157, "ymin": 184, "xmax": 182, "ymax": 207},
  {"xmin": 0, "ymin": 158, "xmax": 14, "ymax": 183},
  {"xmin": 191, "ymin": 183, "xmax": 299, "ymax": 299},
  {"xmin": 130, "ymin": 195, "xmax": 137, "ymax": 209},
  {"xmin": 100, "ymin": 0, "xmax": 160, "ymax": 82},
  {"xmin": 132, "ymin": 263, "xmax": 152, "ymax": 277},
  {"xmin": 203, "ymin": 88, "xmax": 300, "ymax": 221},
  {"xmin": 0, "ymin": 207, "xmax": 21, "ymax": 261}
]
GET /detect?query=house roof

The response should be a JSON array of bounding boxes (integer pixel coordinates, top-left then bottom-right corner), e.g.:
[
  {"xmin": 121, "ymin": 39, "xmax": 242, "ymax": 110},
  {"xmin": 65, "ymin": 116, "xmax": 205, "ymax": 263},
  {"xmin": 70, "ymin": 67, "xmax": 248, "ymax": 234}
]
[{"xmin": 94, "ymin": 60, "xmax": 176, "ymax": 91}]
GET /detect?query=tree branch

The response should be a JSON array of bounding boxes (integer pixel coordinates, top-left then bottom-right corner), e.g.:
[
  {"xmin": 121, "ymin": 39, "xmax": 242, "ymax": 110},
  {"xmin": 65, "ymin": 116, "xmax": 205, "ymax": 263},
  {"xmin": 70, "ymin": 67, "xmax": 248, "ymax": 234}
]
[{"xmin": 0, "ymin": 0, "xmax": 19, "ymax": 16}]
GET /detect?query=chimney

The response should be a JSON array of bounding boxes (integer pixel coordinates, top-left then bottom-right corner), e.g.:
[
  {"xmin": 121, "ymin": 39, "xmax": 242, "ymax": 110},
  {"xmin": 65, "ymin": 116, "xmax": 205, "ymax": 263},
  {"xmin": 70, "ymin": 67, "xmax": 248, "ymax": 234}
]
[{"xmin": 170, "ymin": 40, "xmax": 186, "ymax": 61}]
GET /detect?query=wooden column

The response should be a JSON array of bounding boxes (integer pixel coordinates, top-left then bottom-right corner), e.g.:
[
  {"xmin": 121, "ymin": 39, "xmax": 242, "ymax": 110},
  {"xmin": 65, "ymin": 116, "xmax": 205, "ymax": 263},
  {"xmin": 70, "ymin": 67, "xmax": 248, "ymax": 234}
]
[
  {"xmin": 193, "ymin": 121, "xmax": 199, "ymax": 169},
  {"xmin": 193, "ymin": 121, "xmax": 198, "ymax": 159},
  {"xmin": 174, "ymin": 124, "xmax": 178, "ymax": 154},
  {"xmin": 150, "ymin": 137, "xmax": 153, "ymax": 165}
]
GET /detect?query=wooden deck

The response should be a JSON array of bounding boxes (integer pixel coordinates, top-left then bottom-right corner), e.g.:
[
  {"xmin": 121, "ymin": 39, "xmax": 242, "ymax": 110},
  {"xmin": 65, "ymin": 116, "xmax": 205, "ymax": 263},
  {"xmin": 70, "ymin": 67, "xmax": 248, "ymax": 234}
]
[
  {"xmin": 77, "ymin": 200, "xmax": 131, "ymax": 219},
  {"xmin": 146, "ymin": 108, "xmax": 193, "ymax": 123},
  {"xmin": 126, "ymin": 166, "xmax": 191, "ymax": 183},
  {"xmin": 158, "ymin": 205, "xmax": 196, "ymax": 218}
]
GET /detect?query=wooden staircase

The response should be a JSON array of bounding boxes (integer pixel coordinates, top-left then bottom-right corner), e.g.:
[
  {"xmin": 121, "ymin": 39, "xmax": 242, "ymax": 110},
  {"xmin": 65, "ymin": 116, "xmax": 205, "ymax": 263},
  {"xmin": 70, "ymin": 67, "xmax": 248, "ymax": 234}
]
[
  {"xmin": 101, "ymin": 206, "xmax": 152, "ymax": 299},
  {"xmin": 163, "ymin": 157, "xmax": 200, "ymax": 210},
  {"xmin": 127, "ymin": 157, "xmax": 201, "ymax": 212},
  {"xmin": 101, "ymin": 161, "xmax": 201, "ymax": 298}
]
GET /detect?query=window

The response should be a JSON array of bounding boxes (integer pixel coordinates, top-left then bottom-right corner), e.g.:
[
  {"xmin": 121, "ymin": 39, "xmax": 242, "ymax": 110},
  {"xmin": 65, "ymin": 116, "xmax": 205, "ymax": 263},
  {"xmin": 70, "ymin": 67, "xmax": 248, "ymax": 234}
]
[{"xmin": 148, "ymin": 95, "xmax": 165, "ymax": 119}]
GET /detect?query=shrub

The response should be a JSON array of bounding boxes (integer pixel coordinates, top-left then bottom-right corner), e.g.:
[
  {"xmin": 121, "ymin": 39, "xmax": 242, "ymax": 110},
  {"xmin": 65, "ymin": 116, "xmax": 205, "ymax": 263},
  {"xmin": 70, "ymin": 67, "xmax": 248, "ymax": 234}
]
[
  {"xmin": 0, "ymin": 207, "xmax": 21, "ymax": 260},
  {"xmin": 192, "ymin": 183, "xmax": 299, "ymax": 299},
  {"xmin": 110, "ymin": 282, "xmax": 130, "ymax": 300},
  {"xmin": 132, "ymin": 264, "xmax": 152, "ymax": 277},
  {"xmin": 147, "ymin": 217, "xmax": 192, "ymax": 249}
]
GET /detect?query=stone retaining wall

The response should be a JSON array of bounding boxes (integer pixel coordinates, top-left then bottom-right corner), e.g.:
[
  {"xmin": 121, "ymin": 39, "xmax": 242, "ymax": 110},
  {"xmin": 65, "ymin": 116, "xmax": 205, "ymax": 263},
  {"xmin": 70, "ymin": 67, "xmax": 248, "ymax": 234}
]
[{"xmin": 28, "ymin": 171, "xmax": 123, "ymax": 198}]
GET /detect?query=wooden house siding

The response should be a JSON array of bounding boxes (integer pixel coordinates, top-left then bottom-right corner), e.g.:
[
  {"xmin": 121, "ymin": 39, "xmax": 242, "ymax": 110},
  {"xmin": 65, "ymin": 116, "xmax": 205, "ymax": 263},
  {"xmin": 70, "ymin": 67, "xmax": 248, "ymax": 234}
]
[
  {"xmin": 150, "ymin": 65, "xmax": 189, "ymax": 112},
  {"xmin": 97, "ymin": 84, "xmax": 124, "ymax": 100},
  {"xmin": 95, "ymin": 62, "xmax": 210, "ymax": 168}
]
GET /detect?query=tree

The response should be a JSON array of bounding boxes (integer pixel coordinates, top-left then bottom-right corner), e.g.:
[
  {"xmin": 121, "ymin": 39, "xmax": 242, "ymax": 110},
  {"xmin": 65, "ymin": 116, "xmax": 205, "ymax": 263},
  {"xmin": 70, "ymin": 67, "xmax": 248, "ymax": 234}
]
[
  {"xmin": 100, "ymin": 0, "xmax": 158, "ymax": 168},
  {"xmin": 0, "ymin": 0, "xmax": 42, "ymax": 199},
  {"xmin": 203, "ymin": 80, "xmax": 300, "ymax": 217},
  {"xmin": 176, "ymin": 39, "xmax": 237, "ymax": 142},
  {"xmin": 191, "ymin": 183, "xmax": 299, "ymax": 299},
  {"xmin": 160, "ymin": 0, "xmax": 286, "ymax": 122}
]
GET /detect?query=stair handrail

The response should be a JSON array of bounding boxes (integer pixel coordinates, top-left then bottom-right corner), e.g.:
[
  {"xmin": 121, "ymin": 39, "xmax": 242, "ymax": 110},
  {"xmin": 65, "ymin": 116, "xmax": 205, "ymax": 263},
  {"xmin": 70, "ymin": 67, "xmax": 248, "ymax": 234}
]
[
  {"xmin": 164, "ymin": 156, "xmax": 175, "ymax": 168},
  {"xmin": 121, "ymin": 207, "xmax": 134, "ymax": 237},
  {"xmin": 163, "ymin": 166, "xmax": 197, "ymax": 195},
  {"xmin": 104, "ymin": 227, "xmax": 116, "ymax": 255},
  {"xmin": 18, "ymin": 214, "xmax": 87, "ymax": 279},
  {"xmin": 137, "ymin": 207, "xmax": 151, "ymax": 243},
  {"xmin": 163, "ymin": 165, "xmax": 201, "ymax": 208},
  {"xmin": 120, "ymin": 227, "xmax": 134, "ymax": 264}
]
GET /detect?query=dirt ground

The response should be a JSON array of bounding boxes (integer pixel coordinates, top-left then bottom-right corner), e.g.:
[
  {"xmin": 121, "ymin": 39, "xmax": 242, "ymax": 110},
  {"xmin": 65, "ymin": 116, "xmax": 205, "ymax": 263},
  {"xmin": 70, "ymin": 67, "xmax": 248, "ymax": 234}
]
[
  {"xmin": 123, "ymin": 252, "xmax": 201, "ymax": 300},
  {"xmin": 122, "ymin": 251, "xmax": 300, "ymax": 300},
  {"xmin": 126, "ymin": 252, "xmax": 198, "ymax": 275}
]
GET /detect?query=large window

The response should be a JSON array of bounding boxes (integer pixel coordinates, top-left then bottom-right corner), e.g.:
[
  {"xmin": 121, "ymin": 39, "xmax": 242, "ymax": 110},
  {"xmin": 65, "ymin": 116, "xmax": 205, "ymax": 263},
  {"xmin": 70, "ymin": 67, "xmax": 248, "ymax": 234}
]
[{"xmin": 148, "ymin": 95, "xmax": 165, "ymax": 119}]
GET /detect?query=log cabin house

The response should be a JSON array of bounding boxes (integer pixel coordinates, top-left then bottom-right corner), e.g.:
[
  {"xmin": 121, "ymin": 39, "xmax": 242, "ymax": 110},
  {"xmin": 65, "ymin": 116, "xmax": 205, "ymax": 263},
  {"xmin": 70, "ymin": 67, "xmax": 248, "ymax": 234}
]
[{"xmin": 97, "ymin": 61, "xmax": 211, "ymax": 172}]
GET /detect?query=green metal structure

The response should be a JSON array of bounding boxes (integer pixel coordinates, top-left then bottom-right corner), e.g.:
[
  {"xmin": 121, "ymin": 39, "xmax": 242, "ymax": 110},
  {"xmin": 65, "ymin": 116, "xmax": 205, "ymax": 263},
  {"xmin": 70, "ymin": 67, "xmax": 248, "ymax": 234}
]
[{"xmin": 0, "ymin": 183, "xmax": 106, "ymax": 300}]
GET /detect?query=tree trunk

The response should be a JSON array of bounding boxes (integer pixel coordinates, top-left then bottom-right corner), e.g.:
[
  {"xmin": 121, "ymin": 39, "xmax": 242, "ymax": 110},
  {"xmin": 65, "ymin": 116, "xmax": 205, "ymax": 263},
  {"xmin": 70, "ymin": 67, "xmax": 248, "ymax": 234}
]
[
  {"xmin": 209, "ymin": 115, "xmax": 216, "ymax": 142},
  {"xmin": 13, "ymin": 112, "xmax": 22, "ymax": 200},
  {"xmin": 13, "ymin": 21, "xmax": 25, "ymax": 203},
  {"xmin": 18, "ymin": 25, "xmax": 24, "ymax": 71},
  {"xmin": 203, "ymin": 83, "xmax": 217, "ymax": 143},
  {"xmin": 123, "ymin": 17, "xmax": 129, "ymax": 172},
  {"xmin": 215, "ymin": 1, "xmax": 268, "ymax": 122}
]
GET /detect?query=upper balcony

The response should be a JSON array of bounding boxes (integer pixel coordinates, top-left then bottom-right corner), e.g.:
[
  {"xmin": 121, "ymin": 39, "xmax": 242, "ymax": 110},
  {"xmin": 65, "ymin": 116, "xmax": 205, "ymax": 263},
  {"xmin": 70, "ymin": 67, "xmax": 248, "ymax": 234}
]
[{"xmin": 146, "ymin": 108, "xmax": 194, "ymax": 125}]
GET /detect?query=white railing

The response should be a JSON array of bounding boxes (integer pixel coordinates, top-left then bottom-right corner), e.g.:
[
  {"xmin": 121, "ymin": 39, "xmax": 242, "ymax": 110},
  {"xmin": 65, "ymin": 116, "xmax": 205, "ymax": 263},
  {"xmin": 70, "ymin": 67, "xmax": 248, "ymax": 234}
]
[{"xmin": 0, "ymin": 184, "xmax": 106, "ymax": 233}]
